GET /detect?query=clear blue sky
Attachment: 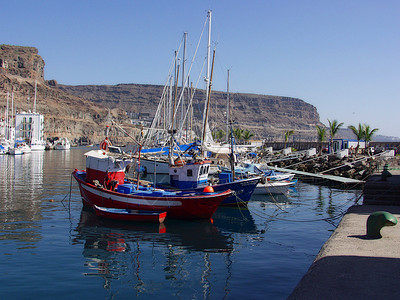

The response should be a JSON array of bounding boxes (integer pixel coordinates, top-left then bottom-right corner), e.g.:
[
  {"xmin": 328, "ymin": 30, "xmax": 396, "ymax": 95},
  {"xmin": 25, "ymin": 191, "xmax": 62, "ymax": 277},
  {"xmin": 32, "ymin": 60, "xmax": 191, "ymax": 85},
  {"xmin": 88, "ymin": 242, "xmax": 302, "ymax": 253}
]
[{"xmin": 2, "ymin": 1, "xmax": 399, "ymax": 137}]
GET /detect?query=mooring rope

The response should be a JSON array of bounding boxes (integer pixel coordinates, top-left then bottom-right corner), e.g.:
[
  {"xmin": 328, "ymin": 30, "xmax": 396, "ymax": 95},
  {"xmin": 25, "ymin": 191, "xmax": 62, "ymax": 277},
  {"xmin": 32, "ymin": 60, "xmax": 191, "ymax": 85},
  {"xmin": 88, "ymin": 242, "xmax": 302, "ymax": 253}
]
[{"xmin": 248, "ymin": 190, "xmax": 360, "ymax": 225}]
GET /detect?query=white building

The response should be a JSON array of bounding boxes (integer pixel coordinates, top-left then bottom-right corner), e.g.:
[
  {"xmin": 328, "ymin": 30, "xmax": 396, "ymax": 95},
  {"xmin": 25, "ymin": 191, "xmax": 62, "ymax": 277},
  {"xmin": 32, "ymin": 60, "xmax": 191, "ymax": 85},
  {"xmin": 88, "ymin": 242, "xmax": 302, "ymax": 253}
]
[
  {"xmin": 15, "ymin": 112, "xmax": 45, "ymax": 147},
  {"xmin": 332, "ymin": 138, "xmax": 366, "ymax": 153}
]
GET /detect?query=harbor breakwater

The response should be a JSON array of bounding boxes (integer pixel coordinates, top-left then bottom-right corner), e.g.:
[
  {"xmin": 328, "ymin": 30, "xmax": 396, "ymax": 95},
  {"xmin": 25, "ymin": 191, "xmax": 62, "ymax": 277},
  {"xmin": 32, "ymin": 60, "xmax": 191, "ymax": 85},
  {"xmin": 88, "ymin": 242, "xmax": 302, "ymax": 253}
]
[{"xmin": 260, "ymin": 152, "xmax": 399, "ymax": 182}]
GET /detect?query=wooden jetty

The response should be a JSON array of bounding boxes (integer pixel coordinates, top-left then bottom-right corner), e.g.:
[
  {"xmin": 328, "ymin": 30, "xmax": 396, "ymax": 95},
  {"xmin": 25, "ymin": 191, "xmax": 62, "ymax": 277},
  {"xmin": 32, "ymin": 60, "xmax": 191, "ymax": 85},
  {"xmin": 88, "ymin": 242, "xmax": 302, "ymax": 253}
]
[{"xmin": 268, "ymin": 166, "xmax": 365, "ymax": 186}]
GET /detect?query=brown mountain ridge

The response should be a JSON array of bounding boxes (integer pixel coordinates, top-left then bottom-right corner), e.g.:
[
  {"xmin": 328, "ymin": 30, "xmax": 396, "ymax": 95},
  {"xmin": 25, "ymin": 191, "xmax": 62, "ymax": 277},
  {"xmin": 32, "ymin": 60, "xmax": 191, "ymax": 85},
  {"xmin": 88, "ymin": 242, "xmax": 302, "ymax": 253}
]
[
  {"xmin": 58, "ymin": 83, "xmax": 323, "ymax": 140},
  {"xmin": 1, "ymin": 44, "xmax": 323, "ymax": 144}
]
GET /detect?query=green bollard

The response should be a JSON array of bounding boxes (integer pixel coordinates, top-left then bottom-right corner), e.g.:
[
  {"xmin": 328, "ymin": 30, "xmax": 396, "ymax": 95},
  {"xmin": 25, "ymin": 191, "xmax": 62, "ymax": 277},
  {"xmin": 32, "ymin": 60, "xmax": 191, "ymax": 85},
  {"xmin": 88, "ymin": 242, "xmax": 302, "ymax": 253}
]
[
  {"xmin": 366, "ymin": 211, "xmax": 397, "ymax": 238},
  {"xmin": 381, "ymin": 163, "xmax": 392, "ymax": 181}
]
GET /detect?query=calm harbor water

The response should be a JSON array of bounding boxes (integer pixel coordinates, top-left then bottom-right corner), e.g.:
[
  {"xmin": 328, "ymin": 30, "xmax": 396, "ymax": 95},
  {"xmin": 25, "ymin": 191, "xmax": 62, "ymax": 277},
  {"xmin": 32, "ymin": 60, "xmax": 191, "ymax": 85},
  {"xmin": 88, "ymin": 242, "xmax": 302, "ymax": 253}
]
[{"xmin": 0, "ymin": 148, "xmax": 362, "ymax": 299}]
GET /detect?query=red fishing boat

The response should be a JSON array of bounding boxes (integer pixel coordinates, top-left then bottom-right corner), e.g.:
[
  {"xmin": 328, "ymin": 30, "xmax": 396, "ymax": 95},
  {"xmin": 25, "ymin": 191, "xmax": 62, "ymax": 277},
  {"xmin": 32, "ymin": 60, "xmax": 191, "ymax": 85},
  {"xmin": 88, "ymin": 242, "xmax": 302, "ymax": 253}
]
[
  {"xmin": 93, "ymin": 205, "xmax": 167, "ymax": 223},
  {"xmin": 72, "ymin": 146, "xmax": 232, "ymax": 220}
]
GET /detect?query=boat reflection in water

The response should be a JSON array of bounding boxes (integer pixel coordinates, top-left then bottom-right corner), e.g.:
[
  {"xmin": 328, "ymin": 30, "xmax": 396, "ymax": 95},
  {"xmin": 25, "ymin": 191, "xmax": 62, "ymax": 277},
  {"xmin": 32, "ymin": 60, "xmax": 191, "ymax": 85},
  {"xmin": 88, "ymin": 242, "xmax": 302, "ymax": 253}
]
[
  {"xmin": 250, "ymin": 192, "xmax": 292, "ymax": 204},
  {"xmin": 73, "ymin": 207, "xmax": 256, "ymax": 295},
  {"xmin": 212, "ymin": 206, "xmax": 258, "ymax": 234}
]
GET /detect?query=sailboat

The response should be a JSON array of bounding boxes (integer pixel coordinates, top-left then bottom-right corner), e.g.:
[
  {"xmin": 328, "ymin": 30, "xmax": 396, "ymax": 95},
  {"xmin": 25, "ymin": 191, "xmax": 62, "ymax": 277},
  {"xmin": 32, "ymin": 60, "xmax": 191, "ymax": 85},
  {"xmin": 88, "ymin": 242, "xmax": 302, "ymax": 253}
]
[
  {"xmin": 29, "ymin": 80, "xmax": 46, "ymax": 151},
  {"xmin": 10, "ymin": 81, "xmax": 46, "ymax": 152},
  {"xmin": 136, "ymin": 11, "xmax": 261, "ymax": 206},
  {"xmin": 1, "ymin": 92, "xmax": 15, "ymax": 153},
  {"xmin": 54, "ymin": 137, "xmax": 71, "ymax": 150}
]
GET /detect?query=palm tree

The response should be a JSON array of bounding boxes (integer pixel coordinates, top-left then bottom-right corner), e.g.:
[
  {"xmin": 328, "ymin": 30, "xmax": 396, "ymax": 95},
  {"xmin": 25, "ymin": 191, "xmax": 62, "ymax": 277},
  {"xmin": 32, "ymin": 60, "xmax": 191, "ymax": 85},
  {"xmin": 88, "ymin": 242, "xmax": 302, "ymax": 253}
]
[
  {"xmin": 348, "ymin": 123, "xmax": 365, "ymax": 156},
  {"xmin": 316, "ymin": 125, "xmax": 327, "ymax": 155},
  {"xmin": 328, "ymin": 119, "xmax": 344, "ymax": 153},
  {"xmin": 242, "ymin": 130, "xmax": 254, "ymax": 145},
  {"xmin": 364, "ymin": 124, "xmax": 379, "ymax": 155},
  {"xmin": 233, "ymin": 128, "xmax": 244, "ymax": 144},
  {"xmin": 284, "ymin": 130, "xmax": 295, "ymax": 148},
  {"xmin": 213, "ymin": 129, "xmax": 225, "ymax": 142}
]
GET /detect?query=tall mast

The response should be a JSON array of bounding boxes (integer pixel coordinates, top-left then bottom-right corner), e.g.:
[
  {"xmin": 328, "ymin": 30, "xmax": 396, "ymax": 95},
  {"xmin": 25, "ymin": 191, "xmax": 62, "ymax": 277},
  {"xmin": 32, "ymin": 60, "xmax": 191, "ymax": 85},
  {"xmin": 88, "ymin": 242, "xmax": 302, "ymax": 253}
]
[
  {"xmin": 226, "ymin": 69, "xmax": 230, "ymax": 143},
  {"xmin": 202, "ymin": 50, "xmax": 216, "ymax": 145},
  {"xmin": 33, "ymin": 79, "xmax": 37, "ymax": 113},
  {"xmin": 5, "ymin": 92, "xmax": 9, "ymax": 140},
  {"xmin": 168, "ymin": 76, "xmax": 173, "ymax": 130},
  {"xmin": 11, "ymin": 91, "xmax": 14, "ymax": 139},
  {"xmin": 171, "ymin": 51, "xmax": 180, "ymax": 131},
  {"xmin": 190, "ymin": 82, "xmax": 193, "ymax": 142},
  {"xmin": 181, "ymin": 32, "xmax": 187, "ymax": 140},
  {"xmin": 201, "ymin": 10, "xmax": 212, "ymax": 150},
  {"xmin": 205, "ymin": 10, "xmax": 212, "ymax": 104}
]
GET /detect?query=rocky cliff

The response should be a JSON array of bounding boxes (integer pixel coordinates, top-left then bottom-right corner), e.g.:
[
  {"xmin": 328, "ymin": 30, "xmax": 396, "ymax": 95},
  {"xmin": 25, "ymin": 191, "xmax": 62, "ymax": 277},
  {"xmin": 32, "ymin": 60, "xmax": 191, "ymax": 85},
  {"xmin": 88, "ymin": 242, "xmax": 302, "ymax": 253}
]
[
  {"xmin": 0, "ymin": 45, "xmax": 136, "ymax": 144},
  {"xmin": 0, "ymin": 45, "xmax": 44, "ymax": 80},
  {"xmin": 1, "ymin": 44, "xmax": 323, "ymax": 144},
  {"xmin": 59, "ymin": 83, "xmax": 323, "ymax": 140}
]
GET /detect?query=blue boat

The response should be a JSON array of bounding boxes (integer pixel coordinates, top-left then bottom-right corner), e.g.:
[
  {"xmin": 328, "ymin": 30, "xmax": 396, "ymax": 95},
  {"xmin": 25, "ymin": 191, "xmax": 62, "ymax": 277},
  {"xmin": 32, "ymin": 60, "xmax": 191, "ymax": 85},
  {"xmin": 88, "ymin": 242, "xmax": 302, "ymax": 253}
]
[
  {"xmin": 193, "ymin": 176, "xmax": 261, "ymax": 206},
  {"xmin": 142, "ymin": 157, "xmax": 261, "ymax": 206}
]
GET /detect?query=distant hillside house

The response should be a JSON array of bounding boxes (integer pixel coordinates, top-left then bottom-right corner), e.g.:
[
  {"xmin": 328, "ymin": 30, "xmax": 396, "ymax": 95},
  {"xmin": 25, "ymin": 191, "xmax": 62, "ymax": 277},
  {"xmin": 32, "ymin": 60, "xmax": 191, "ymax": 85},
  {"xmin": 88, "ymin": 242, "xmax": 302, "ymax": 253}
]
[
  {"xmin": 130, "ymin": 112, "xmax": 153, "ymax": 127},
  {"xmin": 332, "ymin": 138, "xmax": 366, "ymax": 152}
]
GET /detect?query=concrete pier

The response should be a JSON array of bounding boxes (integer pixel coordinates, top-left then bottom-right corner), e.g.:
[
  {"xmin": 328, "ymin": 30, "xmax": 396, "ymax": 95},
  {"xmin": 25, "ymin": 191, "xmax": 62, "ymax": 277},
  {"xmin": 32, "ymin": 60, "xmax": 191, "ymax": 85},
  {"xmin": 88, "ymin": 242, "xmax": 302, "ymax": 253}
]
[
  {"xmin": 363, "ymin": 171, "xmax": 400, "ymax": 205},
  {"xmin": 288, "ymin": 170, "xmax": 400, "ymax": 299}
]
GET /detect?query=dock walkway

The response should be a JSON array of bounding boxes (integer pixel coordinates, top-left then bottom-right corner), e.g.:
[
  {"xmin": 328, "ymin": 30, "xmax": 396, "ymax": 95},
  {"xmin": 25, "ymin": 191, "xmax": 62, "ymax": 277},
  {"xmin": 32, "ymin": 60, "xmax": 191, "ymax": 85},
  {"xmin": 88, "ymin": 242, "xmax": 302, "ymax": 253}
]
[{"xmin": 288, "ymin": 171, "xmax": 400, "ymax": 299}]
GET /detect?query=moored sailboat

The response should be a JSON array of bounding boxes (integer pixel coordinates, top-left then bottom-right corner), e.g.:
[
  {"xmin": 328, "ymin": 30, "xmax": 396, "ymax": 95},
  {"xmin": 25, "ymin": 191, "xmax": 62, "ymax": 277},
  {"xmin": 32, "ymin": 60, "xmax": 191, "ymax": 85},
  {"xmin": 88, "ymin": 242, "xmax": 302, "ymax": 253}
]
[
  {"xmin": 54, "ymin": 138, "xmax": 71, "ymax": 150},
  {"xmin": 139, "ymin": 11, "xmax": 260, "ymax": 205}
]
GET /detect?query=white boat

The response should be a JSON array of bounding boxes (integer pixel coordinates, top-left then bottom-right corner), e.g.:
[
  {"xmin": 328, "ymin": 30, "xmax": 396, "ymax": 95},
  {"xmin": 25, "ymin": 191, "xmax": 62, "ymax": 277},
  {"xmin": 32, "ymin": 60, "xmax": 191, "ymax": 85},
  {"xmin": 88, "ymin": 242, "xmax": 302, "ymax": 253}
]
[
  {"xmin": 253, "ymin": 179, "xmax": 297, "ymax": 195},
  {"xmin": 54, "ymin": 138, "xmax": 71, "ymax": 150},
  {"xmin": 9, "ymin": 142, "xmax": 31, "ymax": 155},
  {"xmin": 20, "ymin": 143, "xmax": 31, "ymax": 153},
  {"xmin": 139, "ymin": 156, "xmax": 172, "ymax": 184},
  {"xmin": 30, "ymin": 139, "xmax": 46, "ymax": 151},
  {"xmin": 0, "ymin": 145, "xmax": 7, "ymax": 155},
  {"xmin": 236, "ymin": 162, "xmax": 295, "ymax": 181},
  {"xmin": 0, "ymin": 139, "xmax": 12, "ymax": 154},
  {"xmin": 9, "ymin": 147, "xmax": 24, "ymax": 155}
]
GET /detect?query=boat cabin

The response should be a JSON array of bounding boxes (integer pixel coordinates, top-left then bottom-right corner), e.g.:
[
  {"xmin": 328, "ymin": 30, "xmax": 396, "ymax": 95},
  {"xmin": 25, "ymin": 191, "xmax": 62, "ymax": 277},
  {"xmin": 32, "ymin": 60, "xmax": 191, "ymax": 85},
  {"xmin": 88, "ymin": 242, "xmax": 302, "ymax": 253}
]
[
  {"xmin": 85, "ymin": 149, "xmax": 133, "ymax": 189},
  {"xmin": 169, "ymin": 160, "xmax": 211, "ymax": 189}
]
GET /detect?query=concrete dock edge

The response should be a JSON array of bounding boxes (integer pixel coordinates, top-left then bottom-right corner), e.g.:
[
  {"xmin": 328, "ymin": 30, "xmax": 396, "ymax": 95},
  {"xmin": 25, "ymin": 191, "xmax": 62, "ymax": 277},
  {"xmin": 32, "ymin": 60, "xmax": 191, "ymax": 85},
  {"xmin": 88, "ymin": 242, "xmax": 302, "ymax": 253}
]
[{"xmin": 288, "ymin": 203, "xmax": 400, "ymax": 299}]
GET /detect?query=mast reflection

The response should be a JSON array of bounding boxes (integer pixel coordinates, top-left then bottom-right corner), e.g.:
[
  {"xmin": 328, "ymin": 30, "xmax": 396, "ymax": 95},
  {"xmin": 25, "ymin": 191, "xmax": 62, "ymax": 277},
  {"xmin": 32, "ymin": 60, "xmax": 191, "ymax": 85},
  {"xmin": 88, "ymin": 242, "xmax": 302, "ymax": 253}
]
[{"xmin": 73, "ymin": 208, "xmax": 238, "ymax": 294}]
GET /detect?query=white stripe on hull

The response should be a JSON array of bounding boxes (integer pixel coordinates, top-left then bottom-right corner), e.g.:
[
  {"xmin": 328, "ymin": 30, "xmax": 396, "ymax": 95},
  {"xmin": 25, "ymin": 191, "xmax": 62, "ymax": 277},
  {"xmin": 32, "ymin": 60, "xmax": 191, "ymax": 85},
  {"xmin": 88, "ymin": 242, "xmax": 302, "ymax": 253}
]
[{"xmin": 80, "ymin": 182, "xmax": 182, "ymax": 207}]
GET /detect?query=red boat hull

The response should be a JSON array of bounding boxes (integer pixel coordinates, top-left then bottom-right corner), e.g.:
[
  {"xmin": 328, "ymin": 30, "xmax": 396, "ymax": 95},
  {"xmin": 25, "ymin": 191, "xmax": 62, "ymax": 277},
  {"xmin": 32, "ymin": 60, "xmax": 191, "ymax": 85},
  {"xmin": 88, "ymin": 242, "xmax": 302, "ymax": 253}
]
[{"xmin": 73, "ymin": 170, "xmax": 231, "ymax": 219}]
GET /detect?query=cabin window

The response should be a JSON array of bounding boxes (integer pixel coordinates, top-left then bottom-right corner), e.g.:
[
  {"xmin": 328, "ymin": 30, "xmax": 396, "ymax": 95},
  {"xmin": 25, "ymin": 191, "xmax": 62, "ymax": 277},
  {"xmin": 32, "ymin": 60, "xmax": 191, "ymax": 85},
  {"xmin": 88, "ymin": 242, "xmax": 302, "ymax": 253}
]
[{"xmin": 187, "ymin": 169, "xmax": 193, "ymax": 177}]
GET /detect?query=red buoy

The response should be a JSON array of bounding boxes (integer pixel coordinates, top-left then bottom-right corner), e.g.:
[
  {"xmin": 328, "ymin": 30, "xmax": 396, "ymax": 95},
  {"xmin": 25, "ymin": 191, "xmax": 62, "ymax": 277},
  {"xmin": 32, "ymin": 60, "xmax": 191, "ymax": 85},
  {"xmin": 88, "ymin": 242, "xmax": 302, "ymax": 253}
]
[{"xmin": 203, "ymin": 186, "xmax": 214, "ymax": 193}]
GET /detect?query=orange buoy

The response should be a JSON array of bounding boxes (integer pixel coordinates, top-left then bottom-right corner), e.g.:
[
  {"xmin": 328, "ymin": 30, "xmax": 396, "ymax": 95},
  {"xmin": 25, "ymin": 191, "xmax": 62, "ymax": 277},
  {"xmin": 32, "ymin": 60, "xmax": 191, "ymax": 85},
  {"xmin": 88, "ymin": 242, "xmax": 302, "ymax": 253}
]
[
  {"xmin": 174, "ymin": 160, "xmax": 185, "ymax": 166},
  {"xmin": 203, "ymin": 186, "xmax": 214, "ymax": 193}
]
